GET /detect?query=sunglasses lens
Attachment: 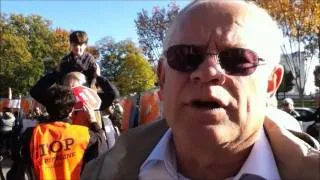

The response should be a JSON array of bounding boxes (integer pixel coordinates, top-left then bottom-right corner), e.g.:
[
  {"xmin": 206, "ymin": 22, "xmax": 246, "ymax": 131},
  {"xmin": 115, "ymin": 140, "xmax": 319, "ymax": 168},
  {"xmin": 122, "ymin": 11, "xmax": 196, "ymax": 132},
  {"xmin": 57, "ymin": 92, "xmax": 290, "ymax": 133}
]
[
  {"xmin": 166, "ymin": 46, "xmax": 262, "ymax": 76},
  {"xmin": 219, "ymin": 48, "xmax": 260, "ymax": 76},
  {"xmin": 166, "ymin": 45, "xmax": 204, "ymax": 72}
]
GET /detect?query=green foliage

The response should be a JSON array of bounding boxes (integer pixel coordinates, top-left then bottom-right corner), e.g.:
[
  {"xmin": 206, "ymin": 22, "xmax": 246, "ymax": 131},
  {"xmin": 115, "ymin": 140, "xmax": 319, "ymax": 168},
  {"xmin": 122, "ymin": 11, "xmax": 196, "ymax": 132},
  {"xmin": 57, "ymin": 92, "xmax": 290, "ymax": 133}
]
[
  {"xmin": 46, "ymin": 28, "xmax": 70, "ymax": 72},
  {"xmin": 115, "ymin": 53, "xmax": 156, "ymax": 96},
  {"xmin": 278, "ymin": 69, "xmax": 295, "ymax": 93},
  {"xmin": 0, "ymin": 13, "xmax": 70, "ymax": 97},
  {"xmin": 86, "ymin": 46, "xmax": 100, "ymax": 60},
  {"xmin": 0, "ymin": 33, "xmax": 33, "ymax": 96},
  {"xmin": 97, "ymin": 37, "xmax": 142, "ymax": 81},
  {"xmin": 135, "ymin": 0, "xmax": 180, "ymax": 63},
  {"xmin": 295, "ymin": 99, "xmax": 316, "ymax": 108},
  {"xmin": 97, "ymin": 37, "xmax": 156, "ymax": 96},
  {"xmin": 252, "ymin": 0, "xmax": 320, "ymax": 105}
]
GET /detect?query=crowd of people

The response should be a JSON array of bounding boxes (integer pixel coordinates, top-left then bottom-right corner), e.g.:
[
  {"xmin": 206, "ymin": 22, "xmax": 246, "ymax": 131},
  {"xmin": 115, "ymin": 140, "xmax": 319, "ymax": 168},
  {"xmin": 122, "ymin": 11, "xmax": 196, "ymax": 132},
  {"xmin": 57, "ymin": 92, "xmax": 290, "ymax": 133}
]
[{"xmin": 1, "ymin": 0, "xmax": 320, "ymax": 179}]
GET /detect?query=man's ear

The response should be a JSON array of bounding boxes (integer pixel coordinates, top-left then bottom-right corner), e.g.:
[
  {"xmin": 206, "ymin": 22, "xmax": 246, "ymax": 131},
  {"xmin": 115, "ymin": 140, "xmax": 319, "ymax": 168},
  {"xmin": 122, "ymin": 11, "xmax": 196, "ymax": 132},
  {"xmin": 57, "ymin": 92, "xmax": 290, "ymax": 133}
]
[
  {"xmin": 157, "ymin": 57, "xmax": 166, "ymax": 88},
  {"xmin": 267, "ymin": 65, "xmax": 284, "ymax": 96},
  {"xmin": 157, "ymin": 57, "xmax": 165, "ymax": 100}
]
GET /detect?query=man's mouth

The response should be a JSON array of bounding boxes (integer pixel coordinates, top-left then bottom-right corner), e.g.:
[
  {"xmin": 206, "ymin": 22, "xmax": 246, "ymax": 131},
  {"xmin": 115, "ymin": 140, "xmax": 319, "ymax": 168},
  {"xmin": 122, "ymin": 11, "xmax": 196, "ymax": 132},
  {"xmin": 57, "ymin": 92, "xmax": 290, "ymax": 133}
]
[{"xmin": 191, "ymin": 100, "xmax": 222, "ymax": 109}]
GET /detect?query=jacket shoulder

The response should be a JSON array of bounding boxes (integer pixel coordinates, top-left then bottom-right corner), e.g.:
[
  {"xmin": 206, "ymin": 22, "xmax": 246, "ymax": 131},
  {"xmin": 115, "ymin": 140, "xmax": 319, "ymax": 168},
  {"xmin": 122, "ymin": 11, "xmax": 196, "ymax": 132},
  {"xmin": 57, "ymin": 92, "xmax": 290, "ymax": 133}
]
[
  {"xmin": 264, "ymin": 118, "xmax": 320, "ymax": 179},
  {"xmin": 81, "ymin": 119, "xmax": 168, "ymax": 180}
]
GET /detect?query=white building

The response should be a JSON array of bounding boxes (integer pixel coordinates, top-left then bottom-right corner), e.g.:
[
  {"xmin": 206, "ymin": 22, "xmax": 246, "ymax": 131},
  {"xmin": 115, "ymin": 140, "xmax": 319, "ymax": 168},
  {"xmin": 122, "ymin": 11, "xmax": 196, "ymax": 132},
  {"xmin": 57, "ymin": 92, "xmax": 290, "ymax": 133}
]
[{"xmin": 280, "ymin": 51, "xmax": 318, "ymax": 95}]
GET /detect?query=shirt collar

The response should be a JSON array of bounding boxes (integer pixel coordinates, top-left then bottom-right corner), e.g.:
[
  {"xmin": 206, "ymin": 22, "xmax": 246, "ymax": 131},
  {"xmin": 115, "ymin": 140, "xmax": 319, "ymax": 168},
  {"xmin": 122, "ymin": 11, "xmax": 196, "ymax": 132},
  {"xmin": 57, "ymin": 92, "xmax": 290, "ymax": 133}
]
[
  {"xmin": 141, "ymin": 128, "xmax": 280, "ymax": 180},
  {"xmin": 231, "ymin": 129, "xmax": 281, "ymax": 179},
  {"xmin": 140, "ymin": 129, "xmax": 180, "ymax": 178}
]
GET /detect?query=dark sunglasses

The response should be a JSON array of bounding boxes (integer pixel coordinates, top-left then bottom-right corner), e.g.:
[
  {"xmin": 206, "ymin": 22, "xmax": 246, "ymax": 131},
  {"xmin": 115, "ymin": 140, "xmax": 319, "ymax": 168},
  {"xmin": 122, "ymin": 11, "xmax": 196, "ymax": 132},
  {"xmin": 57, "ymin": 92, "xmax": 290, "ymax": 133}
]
[{"xmin": 165, "ymin": 45, "xmax": 265, "ymax": 76}]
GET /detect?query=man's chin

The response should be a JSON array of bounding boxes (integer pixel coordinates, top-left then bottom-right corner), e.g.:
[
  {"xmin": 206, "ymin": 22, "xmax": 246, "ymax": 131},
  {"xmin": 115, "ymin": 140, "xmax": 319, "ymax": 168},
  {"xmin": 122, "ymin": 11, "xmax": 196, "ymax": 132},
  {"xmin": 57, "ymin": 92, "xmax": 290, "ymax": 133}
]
[
  {"xmin": 179, "ymin": 123, "xmax": 240, "ymax": 147},
  {"xmin": 72, "ymin": 52, "xmax": 83, "ymax": 57},
  {"xmin": 185, "ymin": 110, "xmax": 229, "ymax": 126}
]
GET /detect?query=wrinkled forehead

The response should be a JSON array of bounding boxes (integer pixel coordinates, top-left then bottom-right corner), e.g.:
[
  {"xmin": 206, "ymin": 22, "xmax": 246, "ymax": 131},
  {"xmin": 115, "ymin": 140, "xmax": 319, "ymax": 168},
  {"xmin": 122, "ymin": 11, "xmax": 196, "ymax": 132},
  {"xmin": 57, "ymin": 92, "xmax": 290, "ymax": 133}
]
[
  {"xmin": 164, "ymin": 2, "xmax": 234, "ymax": 48},
  {"xmin": 164, "ymin": 1, "xmax": 281, "ymax": 62}
]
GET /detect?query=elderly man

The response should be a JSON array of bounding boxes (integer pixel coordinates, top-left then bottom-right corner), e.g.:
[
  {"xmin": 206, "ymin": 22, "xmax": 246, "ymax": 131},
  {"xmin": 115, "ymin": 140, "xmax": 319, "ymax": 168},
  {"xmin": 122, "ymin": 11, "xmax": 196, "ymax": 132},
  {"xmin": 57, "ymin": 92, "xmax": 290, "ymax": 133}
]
[
  {"xmin": 281, "ymin": 98, "xmax": 300, "ymax": 118},
  {"xmin": 82, "ymin": 1, "xmax": 320, "ymax": 179}
]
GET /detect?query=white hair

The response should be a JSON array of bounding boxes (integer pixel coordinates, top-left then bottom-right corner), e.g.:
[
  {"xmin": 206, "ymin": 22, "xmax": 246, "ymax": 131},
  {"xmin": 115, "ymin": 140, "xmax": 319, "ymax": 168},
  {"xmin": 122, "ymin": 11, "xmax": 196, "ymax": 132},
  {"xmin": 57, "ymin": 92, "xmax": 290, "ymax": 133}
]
[
  {"xmin": 164, "ymin": 0, "xmax": 283, "ymax": 66},
  {"xmin": 63, "ymin": 71, "xmax": 86, "ymax": 87},
  {"xmin": 282, "ymin": 98, "xmax": 294, "ymax": 105}
]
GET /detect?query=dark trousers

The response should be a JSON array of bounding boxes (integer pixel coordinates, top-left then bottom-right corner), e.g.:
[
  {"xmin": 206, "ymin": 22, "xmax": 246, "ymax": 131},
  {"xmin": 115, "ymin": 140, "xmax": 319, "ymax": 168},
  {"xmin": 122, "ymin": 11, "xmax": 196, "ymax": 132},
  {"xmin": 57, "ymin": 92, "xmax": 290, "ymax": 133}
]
[{"xmin": 0, "ymin": 131, "xmax": 13, "ymax": 156}]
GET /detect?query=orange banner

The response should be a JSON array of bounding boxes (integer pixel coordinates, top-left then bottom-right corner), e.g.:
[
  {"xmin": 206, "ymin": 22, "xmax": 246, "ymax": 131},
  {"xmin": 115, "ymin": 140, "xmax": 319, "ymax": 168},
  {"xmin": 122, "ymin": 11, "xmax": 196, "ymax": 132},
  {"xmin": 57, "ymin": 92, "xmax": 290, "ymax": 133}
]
[{"xmin": 139, "ymin": 90, "xmax": 161, "ymax": 125}]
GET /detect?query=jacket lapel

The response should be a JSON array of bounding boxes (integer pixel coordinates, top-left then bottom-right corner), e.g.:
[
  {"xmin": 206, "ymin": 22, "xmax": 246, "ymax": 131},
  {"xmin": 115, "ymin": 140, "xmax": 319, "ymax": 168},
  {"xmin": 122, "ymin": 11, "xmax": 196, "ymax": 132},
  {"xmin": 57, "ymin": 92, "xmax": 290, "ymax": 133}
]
[{"xmin": 264, "ymin": 118, "xmax": 320, "ymax": 180}]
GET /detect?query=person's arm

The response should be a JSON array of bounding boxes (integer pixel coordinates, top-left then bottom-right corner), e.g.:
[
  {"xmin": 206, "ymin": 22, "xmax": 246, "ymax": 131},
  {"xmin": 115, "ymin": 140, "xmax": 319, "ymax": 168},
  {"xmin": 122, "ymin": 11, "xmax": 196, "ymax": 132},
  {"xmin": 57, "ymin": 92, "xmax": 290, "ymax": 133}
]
[
  {"xmin": 29, "ymin": 73, "xmax": 57, "ymax": 105},
  {"xmin": 82, "ymin": 104, "xmax": 108, "ymax": 163},
  {"xmin": 96, "ymin": 76, "xmax": 119, "ymax": 110}
]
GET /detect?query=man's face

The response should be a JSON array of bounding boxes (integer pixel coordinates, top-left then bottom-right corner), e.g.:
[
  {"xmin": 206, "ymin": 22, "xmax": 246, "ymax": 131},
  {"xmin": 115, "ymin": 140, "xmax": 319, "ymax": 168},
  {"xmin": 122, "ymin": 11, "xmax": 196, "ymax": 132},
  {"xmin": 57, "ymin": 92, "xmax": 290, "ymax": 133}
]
[
  {"xmin": 71, "ymin": 43, "xmax": 87, "ymax": 56},
  {"xmin": 283, "ymin": 103, "xmax": 293, "ymax": 112},
  {"xmin": 160, "ymin": 3, "xmax": 280, "ymax": 148},
  {"xmin": 35, "ymin": 107, "xmax": 41, "ymax": 116}
]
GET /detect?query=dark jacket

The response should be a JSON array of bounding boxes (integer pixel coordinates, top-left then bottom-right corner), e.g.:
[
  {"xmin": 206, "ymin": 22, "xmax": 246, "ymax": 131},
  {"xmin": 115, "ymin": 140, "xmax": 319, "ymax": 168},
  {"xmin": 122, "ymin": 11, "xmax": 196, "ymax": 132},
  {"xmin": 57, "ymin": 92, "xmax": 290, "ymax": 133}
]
[
  {"xmin": 57, "ymin": 52, "xmax": 97, "ymax": 86},
  {"xmin": 30, "ymin": 73, "xmax": 118, "ymax": 111},
  {"xmin": 306, "ymin": 107, "xmax": 320, "ymax": 141},
  {"xmin": 81, "ymin": 118, "xmax": 320, "ymax": 180}
]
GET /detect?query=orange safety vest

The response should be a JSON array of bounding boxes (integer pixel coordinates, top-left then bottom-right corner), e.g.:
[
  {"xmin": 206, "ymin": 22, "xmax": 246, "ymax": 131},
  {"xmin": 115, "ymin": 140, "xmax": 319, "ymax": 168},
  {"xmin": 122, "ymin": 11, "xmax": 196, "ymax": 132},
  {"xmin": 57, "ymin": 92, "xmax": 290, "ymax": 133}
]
[{"xmin": 29, "ymin": 121, "xmax": 90, "ymax": 180}]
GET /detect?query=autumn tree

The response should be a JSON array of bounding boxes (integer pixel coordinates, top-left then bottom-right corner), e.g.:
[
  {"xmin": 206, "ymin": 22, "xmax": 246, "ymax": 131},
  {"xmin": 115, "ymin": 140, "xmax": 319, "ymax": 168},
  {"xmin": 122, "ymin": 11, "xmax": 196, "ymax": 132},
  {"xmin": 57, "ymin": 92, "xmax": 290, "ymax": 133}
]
[
  {"xmin": 115, "ymin": 53, "xmax": 156, "ymax": 96},
  {"xmin": 277, "ymin": 69, "xmax": 295, "ymax": 98},
  {"xmin": 0, "ymin": 13, "xmax": 71, "ymax": 96},
  {"xmin": 135, "ymin": 0, "xmax": 180, "ymax": 64},
  {"xmin": 86, "ymin": 46, "xmax": 100, "ymax": 60},
  {"xmin": 97, "ymin": 37, "xmax": 142, "ymax": 81},
  {"xmin": 97, "ymin": 37, "xmax": 156, "ymax": 96},
  {"xmin": 252, "ymin": 0, "xmax": 320, "ymax": 105},
  {"xmin": 44, "ymin": 28, "xmax": 70, "ymax": 73},
  {"xmin": 0, "ymin": 32, "xmax": 33, "ymax": 96}
]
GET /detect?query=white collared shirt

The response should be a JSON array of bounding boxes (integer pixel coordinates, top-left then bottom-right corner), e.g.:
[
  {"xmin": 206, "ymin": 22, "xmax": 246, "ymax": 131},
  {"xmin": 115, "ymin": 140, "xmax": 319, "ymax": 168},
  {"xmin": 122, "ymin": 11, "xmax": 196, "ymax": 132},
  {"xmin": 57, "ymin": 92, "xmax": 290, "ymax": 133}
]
[{"xmin": 139, "ymin": 128, "xmax": 281, "ymax": 180}]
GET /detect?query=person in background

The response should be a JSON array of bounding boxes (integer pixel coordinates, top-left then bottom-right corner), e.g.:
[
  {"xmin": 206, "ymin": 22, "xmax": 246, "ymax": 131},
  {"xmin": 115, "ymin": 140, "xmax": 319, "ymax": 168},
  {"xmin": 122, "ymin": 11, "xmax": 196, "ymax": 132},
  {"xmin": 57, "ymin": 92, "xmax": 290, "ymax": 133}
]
[
  {"xmin": 81, "ymin": 1, "xmax": 319, "ymax": 179},
  {"xmin": 266, "ymin": 95, "xmax": 302, "ymax": 132},
  {"xmin": 0, "ymin": 108, "xmax": 15, "ymax": 156},
  {"xmin": 55, "ymin": 30, "xmax": 97, "ymax": 87},
  {"xmin": 33, "ymin": 107, "xmax": 42, "ymax": 119},
  {"xmin": 101, "ymin": 97, "xmax": 123, "ymax": 148},
  {"xmin": 21, "ymin": 115, "xmax": 38, "ymax": 135},
  {"xmin": 30, "ymin": 31, "xmax": 117, "ymax": 126},
  {"xmin": 281, "ymin": 97, "xmax": 300, "ymax": 118},
  {"xmin": 106, "ymin": 99, "xmax": 123, "ymax": 132},
  {"xmin": 63, "ymin": 72, "xmax": 102, "ymax": 128},
  {"xmin": 63, "ymin": 71, "xmax": 118, "ymax": 129},
  {"xmin": 306, "ymin": 95, "xmax": 320, "ymax": 142},
  {"xmin": 30, "ymin": 71, "xmax": 117, "ymax": 128},
  {"xmin": 101, "ymin": 106, "xmax": 121, "ymax": 149},
  {"xmin": 8, "ymin": 85, "xmax": 107, "ymax": 180}
]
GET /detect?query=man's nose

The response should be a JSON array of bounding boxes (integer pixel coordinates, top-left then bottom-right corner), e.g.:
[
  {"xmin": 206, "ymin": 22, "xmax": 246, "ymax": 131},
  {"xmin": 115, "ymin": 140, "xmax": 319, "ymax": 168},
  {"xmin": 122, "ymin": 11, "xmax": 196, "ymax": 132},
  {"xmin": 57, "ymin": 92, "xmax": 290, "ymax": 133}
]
[{"xmin": 190, "ymin": 55, "xmax": 225, "ymax": 84}]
